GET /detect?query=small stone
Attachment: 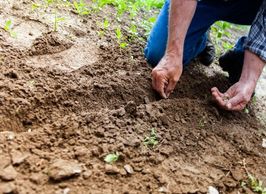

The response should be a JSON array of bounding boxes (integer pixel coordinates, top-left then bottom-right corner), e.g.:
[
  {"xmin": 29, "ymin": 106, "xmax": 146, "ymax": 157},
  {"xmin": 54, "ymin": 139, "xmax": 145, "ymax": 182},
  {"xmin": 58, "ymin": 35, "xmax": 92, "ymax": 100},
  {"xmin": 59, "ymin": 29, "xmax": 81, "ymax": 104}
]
[
  {"xmin": 181, "ymin": 119, "xmax": 187, "ymax": 124},
  {"xmin": 11, "ymin": 150, "xmax": 29, "ymax": 165},
  {"xmin": 83, "ymin": 170, "xmax": 92, "ymax": 179},
  {"xmin": 158, "ymin": 186, "xmax": 168, "ymax": 193},
  {"xmin": 0, "ymin": 154, "xmax": 11, "ymax": 169},
  {"xmin": 119, "ymin": 168, "xmax": 127, "ymax": 176},
  {"xmin": 208, "ymin": 186, "xmax": 219, "ymax": 194},
  {"xmin": 0, "ymin": 131, "xmax": 15, "ymax": 141},
  {"xmin": 94, "ymin": 128, "xmax": 105, "ymax": 137},
  {"xmin": 125, "ymin": 101, "xmax": 137, "ymax": 115},
  {"xmin": 48, "ymin": 159, "xmax": 82, "ymax": 181},
  {"xmin": 112, "ymin": 107, "xmax": 126, "ymax": 117},
  {"xmin": 160, "ymin": 115, "xmax": 169, "ymax": 126},
  {"xmin": 91, "ymin": 146, "xmax": 103, "ymax": 156},
  {"xmin": 231, "ymin": 169, "xmax": 244, "ymax": 181},
  {"xmin": 55, "ymin": 188, "xmax": 70, "ymax": 194},
  {"xmin": 63, "ymin": 188, "xmax": 70, "ymax": 194},
  {"xmin": 0, "ymin": 165, "xmax": 17, "ymax": 181},
  {"xmin": 144, "ymin": 97, "xmax": 150, "ymax": 104},
  {"xmin": 160, "ymin": 146, "xmax": 174, "ymax": 157},
  {"xmin": 124, "ymin": 164, "xmax": 134, "ymax": 174},
  {"xmin": 0, "ymin": 182, "xmax": 16, "ymax": 194},
  {"xmin": 105, "ymin": 164, "xmax": 120, "ymax": 175},
  {"xmin": 262, "ymin": 139, "xmax": 266, "ymax": 148},
  {"xmin": 30, "ymin": 173, "xmax": 47, "ymax": 185}
]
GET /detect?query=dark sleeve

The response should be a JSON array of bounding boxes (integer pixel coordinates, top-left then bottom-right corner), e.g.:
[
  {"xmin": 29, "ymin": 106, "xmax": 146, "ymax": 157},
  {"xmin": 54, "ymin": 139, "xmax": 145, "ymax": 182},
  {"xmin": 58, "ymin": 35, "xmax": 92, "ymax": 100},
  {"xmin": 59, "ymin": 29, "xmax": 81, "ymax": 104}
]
[{"xmin": 244, "ymin": 0, "xmax": 266, "ymax": 62}]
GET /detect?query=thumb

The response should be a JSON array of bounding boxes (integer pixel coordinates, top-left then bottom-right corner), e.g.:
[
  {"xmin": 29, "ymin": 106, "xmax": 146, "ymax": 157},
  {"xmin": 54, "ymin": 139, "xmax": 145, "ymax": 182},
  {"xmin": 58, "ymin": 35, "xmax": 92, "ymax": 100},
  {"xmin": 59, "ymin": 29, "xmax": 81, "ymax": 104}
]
[{"xmin": 226, "ymin": 93, "xmax": 243, "ymax": 110}]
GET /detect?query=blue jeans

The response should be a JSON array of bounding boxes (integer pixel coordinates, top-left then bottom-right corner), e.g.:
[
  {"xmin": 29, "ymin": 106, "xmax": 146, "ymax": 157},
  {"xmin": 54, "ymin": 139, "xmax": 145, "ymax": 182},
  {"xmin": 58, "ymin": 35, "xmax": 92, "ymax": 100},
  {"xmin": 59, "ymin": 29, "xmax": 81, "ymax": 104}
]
[{"xmin": 144, "ymin": 0, "xmax": 262, "ymax": 67}]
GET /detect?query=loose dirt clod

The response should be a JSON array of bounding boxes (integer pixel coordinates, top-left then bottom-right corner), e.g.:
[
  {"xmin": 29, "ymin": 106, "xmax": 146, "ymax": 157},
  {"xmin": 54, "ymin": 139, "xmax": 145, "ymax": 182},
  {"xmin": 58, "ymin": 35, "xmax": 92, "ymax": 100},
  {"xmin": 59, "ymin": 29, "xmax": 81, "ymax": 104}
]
[
  {"xmin": 48, "ymin": 159, "xmax": 82, "ymax": 181},
  {"xmin": 0, "ymin": 0, "xmax": 265, "ymax": 193},
  {"xmin": 0, "ymin": 182, "xmax": 16, "ymax": 194},
  {"xmin": 105, "ymin": 164, "xmax": 120, "ymax": 175},
  {"xmin": 0, "ymin": 165, "xmax": 17, "ymax": 181},
  {"xmin": 11, "ymin": 150, "xmax": 29, "ymax": 165}
]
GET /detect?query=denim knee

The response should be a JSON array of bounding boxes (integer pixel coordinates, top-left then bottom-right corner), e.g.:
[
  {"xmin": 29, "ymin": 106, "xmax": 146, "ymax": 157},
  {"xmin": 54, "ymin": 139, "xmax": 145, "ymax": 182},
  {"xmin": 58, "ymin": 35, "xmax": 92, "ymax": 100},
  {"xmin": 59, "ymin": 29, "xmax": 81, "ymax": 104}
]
[{"xmin": 144, "ymin": 46, "xmax": 164, "ymax": 68}]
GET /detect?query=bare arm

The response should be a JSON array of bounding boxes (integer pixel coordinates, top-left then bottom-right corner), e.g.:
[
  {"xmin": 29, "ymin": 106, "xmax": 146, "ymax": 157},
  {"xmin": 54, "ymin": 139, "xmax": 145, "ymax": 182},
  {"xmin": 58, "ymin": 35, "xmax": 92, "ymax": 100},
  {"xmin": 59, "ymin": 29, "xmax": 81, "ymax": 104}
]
[
  {"xmin": 212, "ymin": 50, "xmax": 265, "ymax": 110},
  {"xmin": 152, "ymin": 0, "xmax": 197, "ymax": 98},
  {"xmin": 166, "ymin": 0, "xmax": 197, "ymax": 57}
]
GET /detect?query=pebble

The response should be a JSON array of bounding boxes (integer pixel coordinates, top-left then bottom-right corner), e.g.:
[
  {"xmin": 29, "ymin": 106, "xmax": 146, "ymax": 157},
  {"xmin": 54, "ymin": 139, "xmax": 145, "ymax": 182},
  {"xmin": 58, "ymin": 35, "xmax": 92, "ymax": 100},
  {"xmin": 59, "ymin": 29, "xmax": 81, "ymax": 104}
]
[
  {"xmin": 0, "ymin": 182, "xmax": 16, "ymax": 194},
  {"xmin": 83, "ymin": 170, "xmax": 92, "ymax": 179},
  {"xmin": 0, "ymin": 131, "xmax": 15, "ymax": 141},
  {"xmin": 0, "ymin": 154, "xmax": 11, "ymax": 169},
  {"xmin": 159, "ymin": 146, "xmax": 174, "ymax": 157},
  {"xmin": 262, "ymin": 139, "xmax": 266, "ymax": 148},
  {"xmin": 48, "ymin": 159, "xmax": 82, "ymax": 181},
  {"xmin": 208, "ymin": 186, "xmax": 219, "ymax": 194},
  {"xmin": 124, "ymin": 164, "xmax": 134, "ymax": 175},
  {"xmin": 144, "ymin": 97, "xmax": 150, "ymax": 104},
  {"xmin": 158, "ymin": 186, "xmax": 168, "ymax": 193},
  {"xmin": 30, "ymin": 173, "xmax": 47, "ymax": 185},
  {"xmin": 0, "ymin": 165, "xmax": 17, "ymax": 181},
  {"xmin": 11, "ymin": 150, "xmax": 29, "ymax": 165},
  {"xmin": 181, "ymin": 118, "xmax": 187, "ymax": 124},
  {"xmin": 125, "ymin": 101, "xmax": 137, "ymax": 115},
  {"xmin": 111, "ymin": 107, "xmax": 126, "ymax": 117},
  {"xmin": 104, "ymin": 164, "xmax": 120, "ymax": 175}
]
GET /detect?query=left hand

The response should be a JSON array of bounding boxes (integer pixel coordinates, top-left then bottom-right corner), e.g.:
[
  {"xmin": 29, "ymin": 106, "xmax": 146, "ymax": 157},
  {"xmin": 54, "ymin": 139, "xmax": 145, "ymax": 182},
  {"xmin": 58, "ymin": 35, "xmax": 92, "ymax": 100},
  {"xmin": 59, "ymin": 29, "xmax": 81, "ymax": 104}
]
[{"xmin": 211, "ymin": 80, "xmax": 256, "ymax": 111}]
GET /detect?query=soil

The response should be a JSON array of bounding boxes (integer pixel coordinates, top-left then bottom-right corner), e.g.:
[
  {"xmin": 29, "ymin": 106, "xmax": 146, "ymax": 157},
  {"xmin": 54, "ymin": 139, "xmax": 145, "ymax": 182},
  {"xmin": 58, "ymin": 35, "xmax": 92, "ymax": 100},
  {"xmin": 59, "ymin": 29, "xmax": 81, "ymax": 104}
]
[{"xmin": 0, "ymin": 1, "xmax": 265, "ymax": 194}]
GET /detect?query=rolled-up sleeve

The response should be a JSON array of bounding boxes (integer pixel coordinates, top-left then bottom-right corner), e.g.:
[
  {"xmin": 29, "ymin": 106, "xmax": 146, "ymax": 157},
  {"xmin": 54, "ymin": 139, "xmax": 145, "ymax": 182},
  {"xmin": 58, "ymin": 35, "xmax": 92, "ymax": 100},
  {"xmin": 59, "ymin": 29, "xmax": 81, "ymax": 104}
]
[{"xmin": 244, "ymin": 0, "xmax": 266, "ymax": 62}]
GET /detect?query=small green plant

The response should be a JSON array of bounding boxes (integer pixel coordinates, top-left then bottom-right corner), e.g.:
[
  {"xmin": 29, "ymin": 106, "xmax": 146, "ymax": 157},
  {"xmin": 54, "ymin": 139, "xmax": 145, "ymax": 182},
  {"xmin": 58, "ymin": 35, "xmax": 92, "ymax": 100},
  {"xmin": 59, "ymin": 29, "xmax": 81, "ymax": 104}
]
[
  {"xmin": 53, "ymin": 14, "xmax": 65, "ymax": 32},
  {"xmin": 244, "ymin": 107, "xmax": 250, "ymax": 114},
  {"xmin": 73, "ymin": 0, "xmax": 90, "ymax": 15},
  {"xmin": 3, "ymin": 20, "xmax": 17, "ymax": 38},
  {"xmin": 115, "ymin": 27, "xmax": 127, "ymax": 48},
  {"xmin": 103, "ymin": 18, "xmax": 109, "ymax": 29},
  {"xmin": 211, "ymin": 21, "xmax": 234, "ymax": 54},
  {"xmin": 104, "ymin": 153, "xmax": 119, "ymax": 164},
  {"xmin": 247, "ymin": 174, "xmax": 266, "ymax": 194},
  {"xmin": 144, "ymin": 128, "xmax": 159, "ymax": 148},
  {"xmin": 46, "ymin": 0, "xmax": 54, "ymax": 6},
  {"xmin": 241, "ymin": 159, "xmax": 266, "ymax": 194}
]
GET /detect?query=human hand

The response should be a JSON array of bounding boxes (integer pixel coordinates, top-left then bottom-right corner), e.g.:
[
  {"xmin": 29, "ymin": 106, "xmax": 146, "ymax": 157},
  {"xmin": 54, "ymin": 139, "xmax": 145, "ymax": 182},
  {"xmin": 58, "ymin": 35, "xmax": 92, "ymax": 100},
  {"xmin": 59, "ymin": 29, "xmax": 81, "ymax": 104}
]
[
  {"xmin": 211, "ymin": 80, "xmax": 256, "ymax": 111},
  {"xmin": 151, "ymin": 54, "xmax": 183, "ymax": 98}
]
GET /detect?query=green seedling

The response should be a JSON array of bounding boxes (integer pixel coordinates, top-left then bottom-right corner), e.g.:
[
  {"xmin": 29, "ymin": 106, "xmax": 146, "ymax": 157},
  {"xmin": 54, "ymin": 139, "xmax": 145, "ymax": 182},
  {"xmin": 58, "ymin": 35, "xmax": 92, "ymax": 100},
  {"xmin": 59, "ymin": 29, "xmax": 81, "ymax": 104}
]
[
  {"xmin": 115, "ymin": 27, "xmax": 127, "ymax": 48},
  {"xmin": 31, "ymin": 3, "xmax": 42, "ymax": 11},
  {"xmin": 144, "ymin": 128, "xmax": 159, "ymax": 148},
  {"xmin": 244, "ymin": 107, "xmax": 250, "ymax": 114},
  {"xmin": 103, "ymin": 18, "xmax": 109, "ymax": 29},
  {"xmin": 4, "ymin": 20, "xmax": 17, "ymax": 38},
  {"xmin": 73, "ymin": 0, "xmax": 90, "ymax": 15},
  {"xmin": 241, "ymin": 159, "xmax": 266, "ymax": 194},
  {"xmin": 104, "ymin": 153, "xmax": 119, "ymax": 164},
  {"xmin": 53, "ymin": 14, "xmax": 65, "ymax": 32},
  {"xmin": 247, "ymin": 174, "xmax": 266, "ymax": 194},
  {"xmin": 46, "ymin": 0, "xmax": 54, "ymax": 6}
]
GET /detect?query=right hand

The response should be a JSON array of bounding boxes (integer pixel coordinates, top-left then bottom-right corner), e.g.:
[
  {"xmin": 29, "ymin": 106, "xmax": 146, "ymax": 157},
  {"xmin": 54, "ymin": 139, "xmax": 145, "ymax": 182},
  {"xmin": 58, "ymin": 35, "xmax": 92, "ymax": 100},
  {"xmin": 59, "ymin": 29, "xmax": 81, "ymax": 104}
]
[{"xmin": 151, "ymin": 53, "xmax": 183, "ymax": 98}]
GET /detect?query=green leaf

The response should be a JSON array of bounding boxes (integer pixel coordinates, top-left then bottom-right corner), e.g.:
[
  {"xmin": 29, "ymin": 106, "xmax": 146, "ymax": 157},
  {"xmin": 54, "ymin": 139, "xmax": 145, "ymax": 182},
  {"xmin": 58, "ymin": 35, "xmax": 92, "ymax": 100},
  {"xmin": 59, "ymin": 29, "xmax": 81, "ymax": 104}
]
[{"xmin": 104, "ymin": 153, "xmax": 119, "ymax": 164}]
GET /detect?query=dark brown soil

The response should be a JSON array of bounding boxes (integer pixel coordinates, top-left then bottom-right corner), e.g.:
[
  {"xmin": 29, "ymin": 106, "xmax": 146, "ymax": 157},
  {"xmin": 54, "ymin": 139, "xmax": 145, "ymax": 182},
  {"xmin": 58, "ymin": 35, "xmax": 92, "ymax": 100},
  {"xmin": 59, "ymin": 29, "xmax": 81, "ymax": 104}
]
[{"xmin": 0, "ymin": 1, "xmax": 265, "ymax": 194}]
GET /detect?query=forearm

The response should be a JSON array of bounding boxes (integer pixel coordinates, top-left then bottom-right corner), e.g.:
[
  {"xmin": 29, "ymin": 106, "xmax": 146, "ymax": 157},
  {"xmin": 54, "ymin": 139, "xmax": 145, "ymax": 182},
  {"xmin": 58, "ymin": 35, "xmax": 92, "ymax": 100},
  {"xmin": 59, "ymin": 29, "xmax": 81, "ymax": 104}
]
[
  {"xmin": 240, "ymin": 50, "xmax": 265, "ymax": 85},
  {"xmin": 166, "ymin": 0, "xmax": 197, "ymax": 59}
]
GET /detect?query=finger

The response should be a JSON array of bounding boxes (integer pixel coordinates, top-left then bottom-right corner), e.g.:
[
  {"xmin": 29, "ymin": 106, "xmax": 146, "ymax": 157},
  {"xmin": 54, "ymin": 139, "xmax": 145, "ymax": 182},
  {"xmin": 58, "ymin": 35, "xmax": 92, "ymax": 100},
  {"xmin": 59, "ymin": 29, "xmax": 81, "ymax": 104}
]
[
  {"xmin": 211, "ymin": 87, "xmax": 227, "ymax": 107},
  {"xmin": 228, "ymin": 102, "xmax": 246, "ymax": 111},
  {"xmin": 225, "ymin": 93, "xmax": 246, "ymax": 110},
  {"xmin": 152, "ymin": 73, "xmax": 167, "ymax": 98},
  {"xmin": 211, "ymin": 87, "xmax": 224, "ymax": 98},
  {"xmin": 165, "ymin": 78, "xmax": 178, "ymax": 98}
]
